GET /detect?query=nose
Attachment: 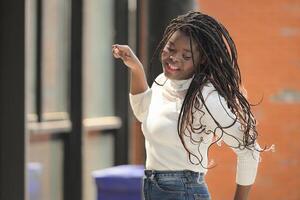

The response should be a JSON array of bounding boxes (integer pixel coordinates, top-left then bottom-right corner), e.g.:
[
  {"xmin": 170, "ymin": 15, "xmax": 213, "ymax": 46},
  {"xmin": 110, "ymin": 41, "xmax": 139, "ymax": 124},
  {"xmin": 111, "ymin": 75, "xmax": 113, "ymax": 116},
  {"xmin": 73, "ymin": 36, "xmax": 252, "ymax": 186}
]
[{"xmin": 169, "ymin": 55, "xmax": 180, "ymax": 62}]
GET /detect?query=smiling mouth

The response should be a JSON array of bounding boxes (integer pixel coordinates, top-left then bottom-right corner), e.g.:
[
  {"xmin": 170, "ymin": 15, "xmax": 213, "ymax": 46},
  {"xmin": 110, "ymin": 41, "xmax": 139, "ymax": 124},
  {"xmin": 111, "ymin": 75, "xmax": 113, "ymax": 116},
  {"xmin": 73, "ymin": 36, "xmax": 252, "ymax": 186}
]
[{"xmin": 165, "ymin": 63, "xmax": 180, "ymax": 72}]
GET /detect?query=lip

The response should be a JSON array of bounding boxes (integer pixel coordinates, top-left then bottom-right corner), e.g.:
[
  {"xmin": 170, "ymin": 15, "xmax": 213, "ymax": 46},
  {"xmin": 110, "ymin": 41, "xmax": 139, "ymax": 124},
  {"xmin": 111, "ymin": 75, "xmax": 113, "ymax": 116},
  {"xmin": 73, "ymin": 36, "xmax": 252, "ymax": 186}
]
[{"xmin": 164, "ymin": 63, "xmax": 180, "ymax": 73}]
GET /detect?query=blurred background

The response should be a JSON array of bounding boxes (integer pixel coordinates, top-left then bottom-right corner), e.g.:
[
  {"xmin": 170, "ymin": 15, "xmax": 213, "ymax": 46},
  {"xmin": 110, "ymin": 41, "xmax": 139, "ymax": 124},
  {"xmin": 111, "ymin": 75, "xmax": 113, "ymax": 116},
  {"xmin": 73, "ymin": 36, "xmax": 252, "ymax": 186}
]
[{"xmin": 0, "ymin": 0, "xmax": 299, "ymax": 200}]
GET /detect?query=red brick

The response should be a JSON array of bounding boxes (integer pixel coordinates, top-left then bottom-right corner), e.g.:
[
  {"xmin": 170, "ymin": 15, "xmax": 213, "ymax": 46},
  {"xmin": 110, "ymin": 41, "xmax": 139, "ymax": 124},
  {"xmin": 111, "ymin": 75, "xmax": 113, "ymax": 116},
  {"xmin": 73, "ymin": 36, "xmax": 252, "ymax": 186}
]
[{"xmin": 197, "ymin": 0, "xmax": 300, "ymax": 199}]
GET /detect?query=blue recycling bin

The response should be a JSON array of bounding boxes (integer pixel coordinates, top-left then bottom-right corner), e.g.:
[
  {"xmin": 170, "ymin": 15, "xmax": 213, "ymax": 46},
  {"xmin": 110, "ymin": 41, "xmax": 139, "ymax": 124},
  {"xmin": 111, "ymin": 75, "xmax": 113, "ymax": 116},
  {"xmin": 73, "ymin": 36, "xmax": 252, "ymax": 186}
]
[
  {"xmin": 28, "ymin": 162, "xmax": 42, "ymax": 200},
  {"xmin": 92, "ymin": 165, "xmax": 144, "ymax": 200}
]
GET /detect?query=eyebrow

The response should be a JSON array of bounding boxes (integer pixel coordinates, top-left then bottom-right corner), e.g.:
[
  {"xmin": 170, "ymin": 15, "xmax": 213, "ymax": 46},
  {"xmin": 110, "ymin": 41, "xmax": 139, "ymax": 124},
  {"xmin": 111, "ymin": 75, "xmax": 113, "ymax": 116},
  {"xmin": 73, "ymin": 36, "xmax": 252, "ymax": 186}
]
[{"xmin": 168, "ymin": 41, "xmax": 192, "ymax": 53}]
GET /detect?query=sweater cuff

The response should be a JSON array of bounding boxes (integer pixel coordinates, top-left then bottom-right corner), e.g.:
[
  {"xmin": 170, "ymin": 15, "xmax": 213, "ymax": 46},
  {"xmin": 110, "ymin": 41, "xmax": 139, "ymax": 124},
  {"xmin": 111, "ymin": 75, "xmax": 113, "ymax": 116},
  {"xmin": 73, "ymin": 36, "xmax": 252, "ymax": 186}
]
[
  {"xmin": 236, "ymin": 150, "xmax": 260, "ymax": 185},
  {"xmin": 236, "ymin": 161, "xmax": 258, "ymax": 185}
]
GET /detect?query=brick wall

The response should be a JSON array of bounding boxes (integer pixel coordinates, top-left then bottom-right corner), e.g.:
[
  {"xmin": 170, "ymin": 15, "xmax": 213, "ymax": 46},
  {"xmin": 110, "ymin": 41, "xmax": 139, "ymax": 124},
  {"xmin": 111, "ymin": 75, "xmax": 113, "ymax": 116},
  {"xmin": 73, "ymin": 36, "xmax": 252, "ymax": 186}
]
[{"xmin": 196, "ymin": 0, "xmax": 300, "ymax": 199}]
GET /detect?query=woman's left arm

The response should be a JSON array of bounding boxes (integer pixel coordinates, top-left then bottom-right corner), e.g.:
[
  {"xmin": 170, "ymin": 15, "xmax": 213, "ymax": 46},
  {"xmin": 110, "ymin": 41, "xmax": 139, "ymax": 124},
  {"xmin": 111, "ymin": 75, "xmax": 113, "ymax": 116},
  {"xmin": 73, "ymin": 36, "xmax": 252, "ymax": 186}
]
[
  {"xmin": 234, "ymin": 184, "xmax": 252, "ymax": 200},
  {"xmin": 201, "ymin": 89, "xmax": 260, "ymax": 197}
]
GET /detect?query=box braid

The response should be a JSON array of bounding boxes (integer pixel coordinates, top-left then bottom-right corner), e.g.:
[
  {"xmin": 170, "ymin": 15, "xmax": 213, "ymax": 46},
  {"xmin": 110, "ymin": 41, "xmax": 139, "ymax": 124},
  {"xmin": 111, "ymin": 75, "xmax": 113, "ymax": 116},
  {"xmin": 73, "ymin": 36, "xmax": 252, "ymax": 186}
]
[{"xmin": 150, "ymin": 11, "xmax": 268, "ymax": 167}]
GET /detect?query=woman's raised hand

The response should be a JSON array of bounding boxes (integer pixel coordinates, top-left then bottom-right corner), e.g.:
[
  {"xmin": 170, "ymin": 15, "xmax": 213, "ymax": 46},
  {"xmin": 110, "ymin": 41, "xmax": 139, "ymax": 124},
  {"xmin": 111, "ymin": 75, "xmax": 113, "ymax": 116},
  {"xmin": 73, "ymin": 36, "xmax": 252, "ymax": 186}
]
[
  {"xmin": 112, "ymin": 44, "xmax": 148, "ymax": 94},
  {"xmin": 112, "ymin": 44, "xmax": 143, "ymax": 71}
]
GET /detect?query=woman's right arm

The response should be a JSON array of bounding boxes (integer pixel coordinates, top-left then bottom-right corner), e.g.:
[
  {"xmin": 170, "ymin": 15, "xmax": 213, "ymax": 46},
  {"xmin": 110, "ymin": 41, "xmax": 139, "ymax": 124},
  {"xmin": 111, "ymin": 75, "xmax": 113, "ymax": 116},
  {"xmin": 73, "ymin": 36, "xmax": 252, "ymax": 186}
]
[
  {"xmin": 112, "ymin": 44, "xmax": 149, "ymax": 94},
  {"xmin": 112, "ymin": 44, "xmax": 151, "ymax": 122}
]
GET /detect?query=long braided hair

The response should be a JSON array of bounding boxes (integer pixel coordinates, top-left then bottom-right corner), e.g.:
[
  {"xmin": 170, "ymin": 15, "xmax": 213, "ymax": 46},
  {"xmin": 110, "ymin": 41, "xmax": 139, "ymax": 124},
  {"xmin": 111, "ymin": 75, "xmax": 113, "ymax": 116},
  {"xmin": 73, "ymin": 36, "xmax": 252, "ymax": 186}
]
[{"xmin": 150, "ymin": 11, "xmax": 266, "ymax": 167}]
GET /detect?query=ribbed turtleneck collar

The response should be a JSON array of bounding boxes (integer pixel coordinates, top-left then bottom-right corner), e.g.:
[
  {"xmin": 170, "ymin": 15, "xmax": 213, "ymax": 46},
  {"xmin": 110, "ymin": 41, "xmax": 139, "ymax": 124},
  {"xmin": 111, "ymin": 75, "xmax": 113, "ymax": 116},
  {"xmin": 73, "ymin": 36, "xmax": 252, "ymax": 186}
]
[{"xmin": 166, "ymin": 76, "xmax": 194, "ymax": 92}]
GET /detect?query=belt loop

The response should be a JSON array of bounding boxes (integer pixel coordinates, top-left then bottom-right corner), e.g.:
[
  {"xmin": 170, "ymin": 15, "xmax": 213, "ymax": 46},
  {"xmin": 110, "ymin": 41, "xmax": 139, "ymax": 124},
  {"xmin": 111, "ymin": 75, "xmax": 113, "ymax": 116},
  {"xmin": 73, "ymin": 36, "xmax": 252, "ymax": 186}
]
[
  {"xmin": 197, "ymin": 173, "xmax": 203, "ymax": 184},
  {"xmin": 196, "ymin": 173, "xmax": 200, "ymax": 184},
  {"xmin": 150, "ymin": 170, "xmax": 155, "ymax": 180}
]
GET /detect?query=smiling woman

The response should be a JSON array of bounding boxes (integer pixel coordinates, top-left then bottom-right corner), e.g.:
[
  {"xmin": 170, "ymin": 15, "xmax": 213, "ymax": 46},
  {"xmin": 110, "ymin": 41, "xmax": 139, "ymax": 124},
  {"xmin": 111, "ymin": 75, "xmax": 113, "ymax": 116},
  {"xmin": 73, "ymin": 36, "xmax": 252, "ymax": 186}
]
[{"xmin": 112, "ymin": 11, "xmax": 266, "ymax": 200}]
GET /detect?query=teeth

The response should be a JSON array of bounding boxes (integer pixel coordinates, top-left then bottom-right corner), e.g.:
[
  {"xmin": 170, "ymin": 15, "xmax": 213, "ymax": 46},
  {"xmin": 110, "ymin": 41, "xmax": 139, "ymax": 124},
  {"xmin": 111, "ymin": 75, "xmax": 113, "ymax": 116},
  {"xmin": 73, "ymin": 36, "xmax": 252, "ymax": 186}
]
[{"xmin": 168, "ymin": 64, "xmax": 179, "ymax": 70}]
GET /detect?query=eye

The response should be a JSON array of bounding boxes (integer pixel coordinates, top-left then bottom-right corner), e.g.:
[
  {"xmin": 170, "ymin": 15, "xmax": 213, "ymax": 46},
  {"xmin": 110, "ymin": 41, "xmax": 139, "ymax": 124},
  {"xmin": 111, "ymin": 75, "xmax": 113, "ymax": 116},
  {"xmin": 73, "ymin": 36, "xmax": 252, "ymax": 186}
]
[
  {"xmin": 166, "ymin": 46, "xmax": 174, "ymax": 52},
  {"xmin": 183, "ymin": 55, "xmax": 191, "ymax": 60}
]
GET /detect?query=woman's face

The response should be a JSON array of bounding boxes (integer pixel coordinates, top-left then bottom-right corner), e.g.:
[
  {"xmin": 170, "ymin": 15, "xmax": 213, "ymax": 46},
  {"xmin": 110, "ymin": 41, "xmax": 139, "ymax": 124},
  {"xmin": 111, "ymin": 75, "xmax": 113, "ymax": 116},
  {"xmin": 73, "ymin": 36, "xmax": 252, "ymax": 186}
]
[{"xmin": 161, "ymin": 30, "xmax": 201, "ymax": 80}]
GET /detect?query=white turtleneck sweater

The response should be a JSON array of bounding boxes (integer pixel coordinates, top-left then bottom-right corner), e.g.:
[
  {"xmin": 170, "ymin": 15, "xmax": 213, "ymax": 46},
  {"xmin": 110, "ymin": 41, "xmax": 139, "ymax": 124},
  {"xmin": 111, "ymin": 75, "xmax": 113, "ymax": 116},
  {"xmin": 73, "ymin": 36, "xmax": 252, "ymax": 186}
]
[{"xmin": 129, "ymin": 73, "xmax": 260, "ymax": 185}]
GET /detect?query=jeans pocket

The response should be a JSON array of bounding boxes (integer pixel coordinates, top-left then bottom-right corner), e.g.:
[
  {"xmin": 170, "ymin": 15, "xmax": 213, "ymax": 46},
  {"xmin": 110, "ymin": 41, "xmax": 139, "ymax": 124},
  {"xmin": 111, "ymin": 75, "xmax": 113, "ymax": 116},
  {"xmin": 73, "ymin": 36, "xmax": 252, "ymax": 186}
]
[
  {"xmin": 153, "ymin": 178, "xmax": 185, "ymax": 194},
  {"xmin": 194, "ymin": 193, "xmax": 211, "ymax": 200},
  {"xmin": 191, "ymin": 182, "xmax": 211, "ymax": 200}
]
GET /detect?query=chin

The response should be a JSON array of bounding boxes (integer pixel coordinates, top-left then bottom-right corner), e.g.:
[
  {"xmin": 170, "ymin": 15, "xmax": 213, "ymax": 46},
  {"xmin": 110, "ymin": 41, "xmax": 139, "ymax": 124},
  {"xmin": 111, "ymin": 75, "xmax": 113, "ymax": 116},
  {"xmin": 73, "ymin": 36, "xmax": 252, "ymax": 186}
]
[{"xmin": 163, "ymin": 72, "xmax": 181, "ymax": 80}]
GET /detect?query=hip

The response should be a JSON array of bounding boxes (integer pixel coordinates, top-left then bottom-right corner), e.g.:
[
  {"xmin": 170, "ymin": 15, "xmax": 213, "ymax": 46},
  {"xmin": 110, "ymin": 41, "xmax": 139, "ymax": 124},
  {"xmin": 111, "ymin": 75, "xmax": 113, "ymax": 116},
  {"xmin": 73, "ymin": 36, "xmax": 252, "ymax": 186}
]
[{"xmin": 143, "ymin": 170, "xmax": 211, "ymax": 200}]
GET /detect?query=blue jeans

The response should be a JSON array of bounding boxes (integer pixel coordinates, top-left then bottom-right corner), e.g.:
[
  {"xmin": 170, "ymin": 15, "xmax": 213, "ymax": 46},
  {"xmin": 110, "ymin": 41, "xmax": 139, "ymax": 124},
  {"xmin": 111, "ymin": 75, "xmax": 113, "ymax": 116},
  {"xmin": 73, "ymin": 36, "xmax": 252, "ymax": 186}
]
[{"xmin": 143, "ymin": 170, "xmax": 211, "ymax": 200}]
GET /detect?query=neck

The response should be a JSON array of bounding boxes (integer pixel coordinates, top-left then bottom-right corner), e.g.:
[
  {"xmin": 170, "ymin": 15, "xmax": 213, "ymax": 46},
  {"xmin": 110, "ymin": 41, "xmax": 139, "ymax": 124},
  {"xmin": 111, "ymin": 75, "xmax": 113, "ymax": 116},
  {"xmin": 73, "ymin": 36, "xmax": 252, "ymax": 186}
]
[{"xmin": 168, "ymin": 76, "xmax": 194, "ymax": 91}]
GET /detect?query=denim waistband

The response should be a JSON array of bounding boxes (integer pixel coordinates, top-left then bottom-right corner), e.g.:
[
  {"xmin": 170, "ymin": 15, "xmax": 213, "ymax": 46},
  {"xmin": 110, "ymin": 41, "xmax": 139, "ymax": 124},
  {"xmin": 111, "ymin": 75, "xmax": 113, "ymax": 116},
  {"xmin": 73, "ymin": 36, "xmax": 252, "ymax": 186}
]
[{"xmin": 144, "ymin": 169, "xmax": 203, "ymax": 179}]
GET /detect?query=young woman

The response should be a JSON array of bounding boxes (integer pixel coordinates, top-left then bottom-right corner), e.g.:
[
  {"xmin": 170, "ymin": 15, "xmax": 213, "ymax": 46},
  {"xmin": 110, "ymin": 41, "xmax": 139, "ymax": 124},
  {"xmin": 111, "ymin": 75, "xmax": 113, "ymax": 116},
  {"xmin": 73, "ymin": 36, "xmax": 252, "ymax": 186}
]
[{"xmin": 112, "ymin": 11, "xmax": 263, "ymax": 200}]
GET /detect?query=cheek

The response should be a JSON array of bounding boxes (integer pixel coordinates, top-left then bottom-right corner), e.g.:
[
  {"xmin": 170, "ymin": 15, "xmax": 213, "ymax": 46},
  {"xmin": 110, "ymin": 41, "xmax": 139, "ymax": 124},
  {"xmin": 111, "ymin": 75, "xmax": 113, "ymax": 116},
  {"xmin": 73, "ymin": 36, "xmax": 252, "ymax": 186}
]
[
  {"xmin": 185, "ymin": 61, "xmax": 196, "ymax": 72},
  {"xmin": 162, "ymin": 48, "xmax": 169, "ymax": 55},
  {"xmin": 161, "ymin": 50, "xmax": 169, "ymax": 60}
]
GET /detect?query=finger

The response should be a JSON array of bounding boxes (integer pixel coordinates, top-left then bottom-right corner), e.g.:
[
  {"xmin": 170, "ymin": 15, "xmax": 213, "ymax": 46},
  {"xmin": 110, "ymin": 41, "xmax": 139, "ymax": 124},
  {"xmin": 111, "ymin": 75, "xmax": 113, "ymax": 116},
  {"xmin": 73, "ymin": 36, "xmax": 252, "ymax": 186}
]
[
  {"xmin": 113, "ymin": 52, "xmax": 121, "ymax": 59},
  {"xmin": 114, "ymin": 45, "xmax": 130, "ymax": 52},
  {"xmin": 112, "ymin": 44, "xmax": 120, "ymax": 53},
  {"xmin": 112, "ymin": 46, "xmax": 123, "ymax": 59},
  {"xmin": 112, "ymin": 45, "xmax": 133, "ymax": 57},
  {"xmin": 112, "ymin": 47, "xmax": 120, "ymax": 54},
  {"xmin": 113, "ymin": 50, "xmax": 128, "ymax": 60},
  {"xmin": 112, "ymin": 44, "xmax": 132, "ymax": 60}
]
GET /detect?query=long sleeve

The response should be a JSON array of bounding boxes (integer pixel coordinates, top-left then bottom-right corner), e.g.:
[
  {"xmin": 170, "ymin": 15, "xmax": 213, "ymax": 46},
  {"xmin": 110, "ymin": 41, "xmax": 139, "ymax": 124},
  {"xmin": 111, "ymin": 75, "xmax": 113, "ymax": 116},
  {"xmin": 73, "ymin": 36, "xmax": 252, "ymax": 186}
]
[
  {"xmin": 200, "ymin": 87, "xmax": 260, "ymax": 185},
  {"xmin": 129, "ymin": 87, "xmax": 152, "ymax": 122}
]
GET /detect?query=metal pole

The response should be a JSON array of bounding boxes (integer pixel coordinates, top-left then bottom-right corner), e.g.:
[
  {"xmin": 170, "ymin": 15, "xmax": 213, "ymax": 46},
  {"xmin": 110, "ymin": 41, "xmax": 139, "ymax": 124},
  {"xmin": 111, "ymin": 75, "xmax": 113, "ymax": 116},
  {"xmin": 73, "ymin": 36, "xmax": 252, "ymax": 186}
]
[
  {"xmin": 0, "ymin": 1, "xmax": 26, "ymax": 199},
  {"xmin": 113, "ymin": 0, "xmax": 129, "ymax": 165},
  {"xmin": 63, "ymin": 0, "xmax": 83, "ymax": 199},
  {"xmin": 36, "ymin": 0, "xmax": 43, "ymax": 122}
]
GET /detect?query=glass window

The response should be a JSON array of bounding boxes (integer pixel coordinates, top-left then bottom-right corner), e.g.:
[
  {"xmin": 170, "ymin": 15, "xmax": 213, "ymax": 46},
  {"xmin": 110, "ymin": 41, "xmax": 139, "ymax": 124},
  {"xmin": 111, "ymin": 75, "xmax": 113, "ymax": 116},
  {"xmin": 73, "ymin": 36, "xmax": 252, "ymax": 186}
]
[
  {"xmin": 82, "ymin": 0, "xmax": 115, "ymax": 199},
  {"xmin": 42, "ymin": 0, "xmax": 70, "ymax": 115},
  {"xmin": 28, "ymin": 138, "xmax": 63, "ymax": 200},
  {"xmin": 83, "ymin": 0, "xmax": 115, "ymax": 118},
  {"xmin": 26, "ymin": 0, "xmax": 70, "ymax": 199},
  {"xmin": 83, "ymin": 132, "xmax": 114, "ymax": 200},
  {"xmin": 26, "ymin": 0, "xmax": 37, "ymax": 116}
]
